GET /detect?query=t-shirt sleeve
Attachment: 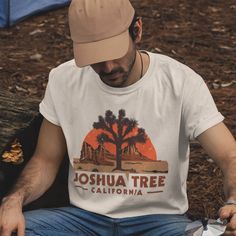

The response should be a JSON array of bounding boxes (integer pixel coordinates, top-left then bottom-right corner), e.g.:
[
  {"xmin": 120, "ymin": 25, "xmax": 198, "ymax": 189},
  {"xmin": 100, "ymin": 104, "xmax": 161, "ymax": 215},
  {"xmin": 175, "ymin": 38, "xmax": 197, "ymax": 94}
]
[
  {"xmin": 39, "ymin": 70, "xmax": 60, "ymax": 126},
  {"xmin": 182, "ymin": 74, "xmax": 224, "ymax": 140}
]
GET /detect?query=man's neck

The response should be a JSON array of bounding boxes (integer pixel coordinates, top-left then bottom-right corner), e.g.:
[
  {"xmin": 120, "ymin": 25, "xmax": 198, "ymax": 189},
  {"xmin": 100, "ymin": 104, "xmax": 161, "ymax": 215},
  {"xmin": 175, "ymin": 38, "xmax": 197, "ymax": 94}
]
[{"xmin": 123, "ymin": 50, "xmax": 150, "ymax": 87}]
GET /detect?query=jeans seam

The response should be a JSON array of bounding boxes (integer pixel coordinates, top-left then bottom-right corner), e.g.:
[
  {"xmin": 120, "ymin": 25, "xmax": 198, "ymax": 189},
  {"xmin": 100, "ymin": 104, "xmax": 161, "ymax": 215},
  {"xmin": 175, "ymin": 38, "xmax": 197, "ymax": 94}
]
[{"xmin": 29, "ymin": 227, "xmax": 94, "ymax": 235}]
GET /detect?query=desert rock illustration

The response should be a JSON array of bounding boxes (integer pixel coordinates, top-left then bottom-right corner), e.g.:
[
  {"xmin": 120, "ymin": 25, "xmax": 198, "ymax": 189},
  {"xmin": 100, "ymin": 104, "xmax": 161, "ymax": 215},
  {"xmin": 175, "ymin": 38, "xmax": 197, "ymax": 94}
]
[{"xmin": 74, "ymin": 109, "xmax": 168, "ymax": 174}]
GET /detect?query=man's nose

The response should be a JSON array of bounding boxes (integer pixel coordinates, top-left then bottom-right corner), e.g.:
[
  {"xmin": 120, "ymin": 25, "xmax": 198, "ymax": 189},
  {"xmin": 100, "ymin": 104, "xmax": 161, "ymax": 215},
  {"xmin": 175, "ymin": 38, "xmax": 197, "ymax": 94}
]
[{"xmin": 101, "ymin": 60, "xmax": 115, "ymax": 73}]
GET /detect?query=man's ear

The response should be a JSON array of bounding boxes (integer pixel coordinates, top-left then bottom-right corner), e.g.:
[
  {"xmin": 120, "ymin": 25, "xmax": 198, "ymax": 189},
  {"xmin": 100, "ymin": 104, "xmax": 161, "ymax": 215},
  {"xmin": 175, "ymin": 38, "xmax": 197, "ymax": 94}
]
[{"xmin": 134, "ymin": 17, "xmax": 142, "ymax": 43}]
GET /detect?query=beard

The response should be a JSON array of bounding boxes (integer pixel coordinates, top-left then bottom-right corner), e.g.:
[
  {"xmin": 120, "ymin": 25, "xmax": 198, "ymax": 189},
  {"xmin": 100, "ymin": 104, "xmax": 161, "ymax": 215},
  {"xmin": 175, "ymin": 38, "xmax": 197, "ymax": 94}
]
[{"xmin": 98, "ymin": 45, "xmax": 137, "ymax": 88}]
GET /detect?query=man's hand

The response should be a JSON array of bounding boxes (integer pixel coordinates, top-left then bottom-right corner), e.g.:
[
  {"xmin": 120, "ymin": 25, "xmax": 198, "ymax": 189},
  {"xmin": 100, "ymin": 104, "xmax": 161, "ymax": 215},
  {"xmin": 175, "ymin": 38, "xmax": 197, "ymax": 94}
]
[
  {"xmin": 0, "ymin": 197, "xmax": 25, "ymax": 236},
  {"xmin": 219, "ymin": 204, "xmax": 236, "ymax": 235}
]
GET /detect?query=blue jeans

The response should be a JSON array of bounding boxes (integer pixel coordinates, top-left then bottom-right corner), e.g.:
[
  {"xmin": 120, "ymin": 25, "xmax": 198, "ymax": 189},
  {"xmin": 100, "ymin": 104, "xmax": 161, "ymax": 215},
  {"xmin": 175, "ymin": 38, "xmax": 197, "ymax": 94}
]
[{"xmin": 22, "ymin": 206, "xmax": 191, "ymax": 236}]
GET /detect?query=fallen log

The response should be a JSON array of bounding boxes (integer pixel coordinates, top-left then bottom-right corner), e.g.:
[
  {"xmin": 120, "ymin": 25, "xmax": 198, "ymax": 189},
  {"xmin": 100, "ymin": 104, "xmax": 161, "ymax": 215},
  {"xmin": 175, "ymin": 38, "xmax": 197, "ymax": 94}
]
[{"xmin": 0, "ymin": 89, "xmax": 39, "ymax": 152}]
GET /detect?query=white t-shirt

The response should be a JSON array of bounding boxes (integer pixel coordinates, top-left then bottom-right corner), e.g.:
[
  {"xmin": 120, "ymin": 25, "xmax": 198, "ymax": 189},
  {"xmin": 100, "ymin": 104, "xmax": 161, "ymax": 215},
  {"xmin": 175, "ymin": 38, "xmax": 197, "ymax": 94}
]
[{"xmin": 39, "ymin": 52, "xmax": 224, "ymax": 218}]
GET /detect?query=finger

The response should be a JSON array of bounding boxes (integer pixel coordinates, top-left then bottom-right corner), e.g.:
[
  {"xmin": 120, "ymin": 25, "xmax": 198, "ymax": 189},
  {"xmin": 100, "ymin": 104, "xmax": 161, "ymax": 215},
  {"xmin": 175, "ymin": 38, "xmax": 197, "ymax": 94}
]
[
  {"xmin": 1, "ymin": 228, "xmax": 12, "ymax": 236},
  {"xmin": 219, "ymin": 206, "xmax": 236, "ymax": 220},
  {"xmin": 0, "ymin": 213, "xmax": 2, "ymax": 228},
  {"xmin": 17, "ymin": 221, "xmax": 25, "ymax": 236},
  {"xmin": 1, "ymin": 221, "xmax": 19, "ymax": 236},
  {"xmin": 225, "ymin": 214, "xmax": 236, "ymax": 231},
  {"xmin": 223, "ymin": 229, "xmax": 236, "ymax": 236},
  {"xmin": 219, "ymin": 211, "xmax": 231, "ymax": 221}
]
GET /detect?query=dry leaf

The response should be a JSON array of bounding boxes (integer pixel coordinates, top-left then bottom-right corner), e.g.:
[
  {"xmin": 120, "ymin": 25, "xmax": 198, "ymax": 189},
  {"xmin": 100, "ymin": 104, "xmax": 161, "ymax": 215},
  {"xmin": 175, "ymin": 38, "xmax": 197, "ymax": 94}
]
[
  {"xmin": 2, "ymin": 139, "xmax": 24, "ymax": 164},
  {"xmin": 15, "ymin": 85, "xmax": 27, "ymax": 93},
  {"xmin": 29, "ymin": 29, "xmax": 44, "ymax": 35},
  {"xmin": 30, "ymin": 53, "xmax": 42, "ymax": 60},
  {"xmin": 28, "ymin": 87, "xmax": 38, "ymax": 95}
]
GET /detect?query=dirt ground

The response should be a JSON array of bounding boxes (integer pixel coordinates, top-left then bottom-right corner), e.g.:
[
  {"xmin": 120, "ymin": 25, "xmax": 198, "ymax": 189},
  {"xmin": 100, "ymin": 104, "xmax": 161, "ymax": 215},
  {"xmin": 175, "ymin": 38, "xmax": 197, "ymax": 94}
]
[{"xmin": 0, "ymin": 0, "xmax": 235, "ymax": 220}]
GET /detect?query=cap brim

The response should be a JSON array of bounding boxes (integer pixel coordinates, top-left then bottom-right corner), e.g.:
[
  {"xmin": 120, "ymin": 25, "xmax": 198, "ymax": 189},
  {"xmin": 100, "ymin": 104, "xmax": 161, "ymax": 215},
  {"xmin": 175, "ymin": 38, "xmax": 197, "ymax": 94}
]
[{"xmin": 73, "ymin": 30, "xmax": 130, "ymax": 67}]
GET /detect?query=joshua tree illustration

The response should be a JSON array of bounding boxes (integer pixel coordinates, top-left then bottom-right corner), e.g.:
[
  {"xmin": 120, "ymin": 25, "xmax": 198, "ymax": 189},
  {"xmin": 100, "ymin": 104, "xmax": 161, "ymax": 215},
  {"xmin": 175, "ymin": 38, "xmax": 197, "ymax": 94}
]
[{"xmin": 93, "ymin": 109, "xmax": 147, "ymax": 171}]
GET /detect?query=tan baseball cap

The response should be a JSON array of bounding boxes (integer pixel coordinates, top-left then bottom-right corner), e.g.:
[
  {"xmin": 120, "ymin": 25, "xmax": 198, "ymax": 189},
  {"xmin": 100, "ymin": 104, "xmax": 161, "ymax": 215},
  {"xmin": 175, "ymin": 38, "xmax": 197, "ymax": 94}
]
[{"xmin": 68, "ymin": 0, "xmax": 135, "ymax": 67}]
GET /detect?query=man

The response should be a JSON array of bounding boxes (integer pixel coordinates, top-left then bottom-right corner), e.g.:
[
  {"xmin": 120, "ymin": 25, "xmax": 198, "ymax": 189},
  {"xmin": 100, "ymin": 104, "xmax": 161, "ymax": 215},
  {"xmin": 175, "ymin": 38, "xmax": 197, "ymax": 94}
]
[{"xmin": 0, "ymin": 0, "xmax": 236, "ymax": 235}]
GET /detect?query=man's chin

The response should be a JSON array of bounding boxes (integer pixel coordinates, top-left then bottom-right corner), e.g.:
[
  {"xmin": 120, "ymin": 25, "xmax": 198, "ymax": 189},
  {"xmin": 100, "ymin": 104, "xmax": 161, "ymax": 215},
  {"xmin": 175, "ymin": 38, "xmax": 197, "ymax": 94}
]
[{"xmin": 102, "ymin": 78, "xmax": 126, "ymax": 88}]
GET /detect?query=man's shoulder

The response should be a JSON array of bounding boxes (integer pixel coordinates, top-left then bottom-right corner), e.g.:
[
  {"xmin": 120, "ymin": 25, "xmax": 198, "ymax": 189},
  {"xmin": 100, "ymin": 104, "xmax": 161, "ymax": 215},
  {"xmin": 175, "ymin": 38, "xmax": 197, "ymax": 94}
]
[
  {"xmin": 146, "ymin": 52, "xmax": 204, "ymax": 95},
  {"xmin": 150, "ymin": 52, "xmax": 194, "ymax": 74},
  {"xmin": 51, "ymin": 59, "xmax": 79, "ymax": 75},
  {"xmin": 48, "ymin": 59, "xmax": 92, "ymax": 83},
  {"xmin": 46, "ymin": 59, "xmax": 97, "ymax": 94},
  {"xmin": 149, "ymin": 52, "xmax": 203, "ymax": 84}
]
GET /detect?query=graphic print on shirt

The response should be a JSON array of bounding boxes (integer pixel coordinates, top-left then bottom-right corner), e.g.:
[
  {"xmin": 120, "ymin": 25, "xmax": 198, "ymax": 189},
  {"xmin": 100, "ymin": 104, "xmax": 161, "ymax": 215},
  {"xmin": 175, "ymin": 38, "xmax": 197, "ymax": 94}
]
[{"xmin": 73, "ymin": 109, "xmax": 168, "ymax": 196}]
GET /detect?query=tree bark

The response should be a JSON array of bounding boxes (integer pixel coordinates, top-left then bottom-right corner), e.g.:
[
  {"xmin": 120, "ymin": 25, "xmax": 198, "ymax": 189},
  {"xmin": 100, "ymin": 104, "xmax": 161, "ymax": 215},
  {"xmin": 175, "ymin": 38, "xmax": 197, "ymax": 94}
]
[{"xmin": 0, "ymin": 89, "xmax": 40, "ymax": 152}]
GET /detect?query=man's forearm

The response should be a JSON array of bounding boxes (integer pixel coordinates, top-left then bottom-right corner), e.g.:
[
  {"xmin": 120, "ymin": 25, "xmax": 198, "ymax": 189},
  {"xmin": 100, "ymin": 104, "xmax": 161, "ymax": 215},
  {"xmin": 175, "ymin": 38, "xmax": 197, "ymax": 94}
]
[
  {"xmin": 223, "ymin": 154, "xmax": 236, "ymax": 201},
  {"xmin": 3, "ymin": 155, "xmax": 59, "ymax": 206}
]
